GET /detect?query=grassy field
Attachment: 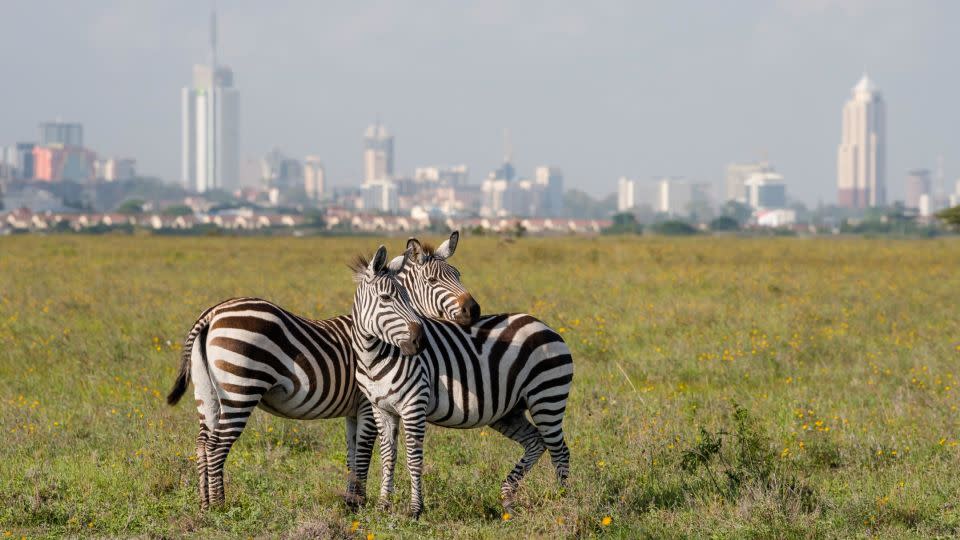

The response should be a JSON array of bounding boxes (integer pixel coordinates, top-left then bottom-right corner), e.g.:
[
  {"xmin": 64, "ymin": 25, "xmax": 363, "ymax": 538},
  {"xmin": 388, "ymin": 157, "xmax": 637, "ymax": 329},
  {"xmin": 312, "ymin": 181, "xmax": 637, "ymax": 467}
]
[{"xmin": 2, "ymin": 235, "xmax": 959, "ymax": 538}]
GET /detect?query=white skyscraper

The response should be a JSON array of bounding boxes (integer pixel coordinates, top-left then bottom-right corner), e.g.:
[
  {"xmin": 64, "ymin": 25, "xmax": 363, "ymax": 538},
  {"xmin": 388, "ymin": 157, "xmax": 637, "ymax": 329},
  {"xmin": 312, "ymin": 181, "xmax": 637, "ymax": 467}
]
[
  {"xmin": 837, "ymin": 74, "xmax": 885, "ymax": 208},
  {"xmin": 363, "ymin": 122, "xmax": 394, "ymax": 182},
  {"xmin": 181, "ymin": 10, "xmax": 239, "ymax": 193}
]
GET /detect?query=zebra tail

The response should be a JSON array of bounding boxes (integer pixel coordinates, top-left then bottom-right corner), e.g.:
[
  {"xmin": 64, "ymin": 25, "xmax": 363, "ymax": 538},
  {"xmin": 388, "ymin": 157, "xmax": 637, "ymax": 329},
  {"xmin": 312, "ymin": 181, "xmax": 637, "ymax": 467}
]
[{"xmin": 167, "ymin": 309, "xmax": 213, "ymax": 406}]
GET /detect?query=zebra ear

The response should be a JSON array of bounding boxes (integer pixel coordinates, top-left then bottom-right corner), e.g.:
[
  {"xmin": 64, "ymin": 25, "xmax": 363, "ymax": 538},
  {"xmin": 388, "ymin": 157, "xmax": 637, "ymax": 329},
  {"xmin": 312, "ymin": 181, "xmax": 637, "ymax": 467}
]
[
  {"xmin": 387, "ymin": 255, "xmax": 406, "ymax": 273},
  {"xmin": 406, "ymin": 237, "xmax": 424, "ymax": 263},
  {"xmin": 369, "ymin": 245, "xmax": 388, "ymax": 275},
  {"xmin": 435, "ymin": 230, "xmax": 459, "ymax": 260}
]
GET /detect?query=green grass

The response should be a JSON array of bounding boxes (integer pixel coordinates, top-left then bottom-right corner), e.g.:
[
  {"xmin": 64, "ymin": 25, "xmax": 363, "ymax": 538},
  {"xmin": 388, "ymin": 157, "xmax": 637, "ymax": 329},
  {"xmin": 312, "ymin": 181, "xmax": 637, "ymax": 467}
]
[{"xmin": 1, "ymin": 235, "xmax": 959, "ymax": 538}]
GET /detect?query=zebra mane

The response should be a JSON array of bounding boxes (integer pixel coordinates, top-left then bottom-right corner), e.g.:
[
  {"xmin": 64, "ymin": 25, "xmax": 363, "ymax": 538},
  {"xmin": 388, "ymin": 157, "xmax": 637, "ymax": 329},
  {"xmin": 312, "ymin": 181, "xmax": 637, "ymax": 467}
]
[
  {"xmin": 419, "ymin": 242, "xmax": 437, "ymax": 259},
  {"xmin": 348, "ymin": 253, "xmax": 370, "ymax": 281}
]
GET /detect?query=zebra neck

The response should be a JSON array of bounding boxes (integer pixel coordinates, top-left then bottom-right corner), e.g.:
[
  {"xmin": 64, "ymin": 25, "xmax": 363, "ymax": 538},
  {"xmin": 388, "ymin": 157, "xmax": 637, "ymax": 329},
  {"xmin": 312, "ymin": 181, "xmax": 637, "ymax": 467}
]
[{"xmin": 349, "ymin": 319, "xmax": 400, "ymax": 368}]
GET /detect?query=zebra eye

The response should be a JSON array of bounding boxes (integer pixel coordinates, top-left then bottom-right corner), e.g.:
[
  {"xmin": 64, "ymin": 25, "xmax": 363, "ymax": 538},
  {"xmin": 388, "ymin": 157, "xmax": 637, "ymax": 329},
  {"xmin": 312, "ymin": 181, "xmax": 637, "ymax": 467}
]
[
  {"xmin": 428, "ymin": 277, "xmax": 439, "ymax": 285},
  {"xmin": 379, "ymin": 294, "xmax": 392, "ymax": 302}
]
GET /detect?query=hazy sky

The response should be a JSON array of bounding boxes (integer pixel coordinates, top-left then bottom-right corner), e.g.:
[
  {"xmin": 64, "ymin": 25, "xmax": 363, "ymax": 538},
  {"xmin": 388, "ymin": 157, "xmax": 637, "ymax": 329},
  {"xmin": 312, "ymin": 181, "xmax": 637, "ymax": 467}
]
[{"xmin": 1, "ymin": 1, "xmax": 957, "ymax": 203}]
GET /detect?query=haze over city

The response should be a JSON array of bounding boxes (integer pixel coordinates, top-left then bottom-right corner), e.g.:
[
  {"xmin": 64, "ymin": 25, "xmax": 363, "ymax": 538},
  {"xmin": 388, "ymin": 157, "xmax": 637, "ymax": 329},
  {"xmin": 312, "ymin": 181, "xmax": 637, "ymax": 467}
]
[{"xmin": 1, "ymin": 1, "xmax": 957, "ymax": 204}]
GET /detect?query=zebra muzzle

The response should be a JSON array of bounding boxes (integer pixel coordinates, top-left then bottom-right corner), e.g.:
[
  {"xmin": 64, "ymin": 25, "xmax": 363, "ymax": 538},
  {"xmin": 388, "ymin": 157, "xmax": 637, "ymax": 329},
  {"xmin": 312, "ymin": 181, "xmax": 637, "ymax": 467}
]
[
  {"xmin": 455, "ymin": 294, "xmax": 481, "ymax": 326},
  {"xmin": 400, "ymin": 322, "xmax": 425, "ymax": 356}
]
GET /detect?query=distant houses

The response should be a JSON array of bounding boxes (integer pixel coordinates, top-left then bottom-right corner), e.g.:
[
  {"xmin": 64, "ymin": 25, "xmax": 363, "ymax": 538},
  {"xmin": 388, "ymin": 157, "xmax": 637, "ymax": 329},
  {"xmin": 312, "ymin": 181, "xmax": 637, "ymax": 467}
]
[{"xmin": 0, "ymin": 208, "xmax": 611, "ymax": 236}]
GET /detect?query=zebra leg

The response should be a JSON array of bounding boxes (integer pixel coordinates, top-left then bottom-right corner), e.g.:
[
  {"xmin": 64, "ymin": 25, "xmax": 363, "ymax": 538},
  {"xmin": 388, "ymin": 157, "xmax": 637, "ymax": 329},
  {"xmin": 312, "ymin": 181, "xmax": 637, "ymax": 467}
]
[
  {"xmin": 490, "ymin": 411, "xmax": 546, "ymax": 510},
  {"xmin": 195, "ymin": 425, "xmax": 211, "ymax": 511},
  {"xmin": 204, "ymin": 383, "xmax": 260, "ymax": 508},
  {"xmin": 529, "ymin": 405, "xmax": 570, "ymax": 488},
  {"xmin": 353, "ymin": 399, "xmax": 378, "ymax": 506},
  {"xmin": 344, "ymin": 414, "xmax": 361, "ymax": 507},
  {"xmin": 400, "ymin": 411, "xmax": 427, "ymax": 519},
  {"xmin": 192, "ymin": 356, "xmax": 221, "ymax": 511},
  {"xmin": 373, "ymin": 407, "xmax": 399, "ymax": 510}
]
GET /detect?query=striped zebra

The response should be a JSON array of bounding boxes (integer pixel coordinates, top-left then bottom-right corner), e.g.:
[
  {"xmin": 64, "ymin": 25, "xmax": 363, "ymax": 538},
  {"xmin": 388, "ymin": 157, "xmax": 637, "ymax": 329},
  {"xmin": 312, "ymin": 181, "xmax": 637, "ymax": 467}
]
[
  {"xmin": 350, "ymin": 245, "xmax": 574, "ymax": 518},
  {"xmin": 165, "ymin": 297, "xmax": 376, "ymax": 510},
  {"xmin": 163, "ymin": 234, "xmax": 480, "ymax": 511}
]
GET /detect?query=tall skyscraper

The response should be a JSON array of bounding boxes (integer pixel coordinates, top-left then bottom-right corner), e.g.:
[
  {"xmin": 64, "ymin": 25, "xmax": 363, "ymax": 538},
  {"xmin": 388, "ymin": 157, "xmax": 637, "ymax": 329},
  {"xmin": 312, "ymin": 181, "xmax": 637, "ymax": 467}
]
[
  {"xmin": 617, "ymin": 177, "xmax": 637, "ymax": 212},
  {"xmin": 39, "ymin": 121, "xmax": 83, "ymax": 147},
  {"xmin": 837, "ymin": 74, "xmax": 885, "ymax": 208},
  {"xmin": 363, "ymin": 122, "xmax": 394, "ymax": 182},
  {"xmin": 181, "ymin": 9, "xmax": 239, "ymax": 193}
]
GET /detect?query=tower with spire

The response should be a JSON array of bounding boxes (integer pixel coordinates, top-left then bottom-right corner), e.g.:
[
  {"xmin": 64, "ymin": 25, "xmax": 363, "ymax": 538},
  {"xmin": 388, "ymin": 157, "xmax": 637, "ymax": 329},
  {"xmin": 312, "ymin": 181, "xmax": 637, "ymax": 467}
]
[
  {"xmin": 181, "ymin": 6, "xmax": 239, "ymax": 193},
  {"xmin": 836, "ymin": 73, "xmax": 885, "ymax": 209}
]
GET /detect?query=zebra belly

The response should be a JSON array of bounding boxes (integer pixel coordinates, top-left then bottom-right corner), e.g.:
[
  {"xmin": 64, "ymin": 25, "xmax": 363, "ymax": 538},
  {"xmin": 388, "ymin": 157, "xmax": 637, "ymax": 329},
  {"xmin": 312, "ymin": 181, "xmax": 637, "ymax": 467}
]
[{"xmin": 258, "ymin": 388, "xmax": 358, "ymax": 420}]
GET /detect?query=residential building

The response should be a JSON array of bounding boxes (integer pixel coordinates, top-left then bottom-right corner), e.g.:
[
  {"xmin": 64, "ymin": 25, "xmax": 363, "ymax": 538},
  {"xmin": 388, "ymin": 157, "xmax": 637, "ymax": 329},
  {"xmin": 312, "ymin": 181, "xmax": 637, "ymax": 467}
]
[
  {"xmin": 837, "ymin": 74, "xmax": 886, "ymax": 208},
  {"xmin": 363, "ymin": 122, "xmax": 394, "ymax": 182},
  {"xmin": 362, "ymin": 178, "xmax": 398, "ymax": 212},
  {"xmin": 181, "ymin": 9, "xmax": 239, "ymax": 193}
]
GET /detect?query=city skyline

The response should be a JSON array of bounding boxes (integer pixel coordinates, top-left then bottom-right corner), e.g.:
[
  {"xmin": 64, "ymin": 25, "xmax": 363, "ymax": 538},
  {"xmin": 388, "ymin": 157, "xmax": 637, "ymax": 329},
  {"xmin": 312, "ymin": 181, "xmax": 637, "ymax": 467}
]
[{"xmin": 0, "ymin": 2, "xmax": 957, "ymax": 203}]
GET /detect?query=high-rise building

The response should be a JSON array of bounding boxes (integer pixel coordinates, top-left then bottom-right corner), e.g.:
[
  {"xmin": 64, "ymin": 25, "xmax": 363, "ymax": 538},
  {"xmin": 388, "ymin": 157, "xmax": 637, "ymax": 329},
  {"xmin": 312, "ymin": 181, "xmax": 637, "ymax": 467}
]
[
  {"xmin": 39, "ymin": 121, "xmax": 83, "ymax": 147},
  {"xmin": 363, "ymin": 123, "xmax": 394, "ymax": 182},
  {"xmin": 303, "ymin": 156, "xmax": 325, "ymax": 202},
  {"xmin": 725, "ymin": 161, "xmax": 771, "ymax": 203},
  {"xmin": 837, "ymin": 74, "xmax": 886, "ymax": 208},
  {"xmin": 905, "ymin": 169, "xmax": 931, "ymax": 210},
  {"xmin": 534, "ymin": 166, "xmax": 564, "ymax": 217},
  {"xmin": 744, "ymin": 170, "xmax": 787, "ymax": 210},
  {"xmin": 181, "ymin": 9, "xmax": 239, "ymax": 193},
  {"xmin": 32, "ymin": 145, "xmax": 96, "ymax": 182}
]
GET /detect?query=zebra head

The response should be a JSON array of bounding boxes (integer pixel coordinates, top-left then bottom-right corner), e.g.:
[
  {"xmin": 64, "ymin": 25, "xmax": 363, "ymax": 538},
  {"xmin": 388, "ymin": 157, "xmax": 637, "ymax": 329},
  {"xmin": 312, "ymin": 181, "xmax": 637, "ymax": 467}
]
[
  {"xmin": 401, "ymin": 230, "xmax": 481, "ymax": 327},
  {"xmin": 350, "ymin": 245, "xmax": 426, "ymax": 356}
]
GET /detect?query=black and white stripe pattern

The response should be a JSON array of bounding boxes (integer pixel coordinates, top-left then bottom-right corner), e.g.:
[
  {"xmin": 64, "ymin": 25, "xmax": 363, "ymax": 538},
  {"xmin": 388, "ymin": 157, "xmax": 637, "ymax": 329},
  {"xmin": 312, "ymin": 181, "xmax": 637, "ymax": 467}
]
[
  {"xmin": 166, "ymin": 297, "xmax": 377, "ymax": 510},
  {"xmin": 351, "ymin": 243, "xmax": 573, "ymax": 518}
]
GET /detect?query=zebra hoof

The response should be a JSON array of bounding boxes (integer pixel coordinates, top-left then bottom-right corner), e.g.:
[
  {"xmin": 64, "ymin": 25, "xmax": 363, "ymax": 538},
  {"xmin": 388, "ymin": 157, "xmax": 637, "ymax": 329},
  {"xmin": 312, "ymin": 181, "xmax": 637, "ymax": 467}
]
[
  {"xmin": 376, "ymin": 499, "xmax": 392, "ymax": 512},
  {"xmin": 344, "ymin": 492, "xmax": 365, "ymax": 509},
  {"xmin": 407, "ymin": 508, "xmax": 422, "ymax": 520}
]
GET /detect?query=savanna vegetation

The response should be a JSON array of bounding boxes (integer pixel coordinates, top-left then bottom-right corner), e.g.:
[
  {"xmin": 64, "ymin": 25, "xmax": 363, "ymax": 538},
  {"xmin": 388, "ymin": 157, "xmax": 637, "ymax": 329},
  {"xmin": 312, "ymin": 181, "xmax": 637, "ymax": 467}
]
[{"xmin": 1, "ymin": 235, "xmax": 959, "ymax": 538}]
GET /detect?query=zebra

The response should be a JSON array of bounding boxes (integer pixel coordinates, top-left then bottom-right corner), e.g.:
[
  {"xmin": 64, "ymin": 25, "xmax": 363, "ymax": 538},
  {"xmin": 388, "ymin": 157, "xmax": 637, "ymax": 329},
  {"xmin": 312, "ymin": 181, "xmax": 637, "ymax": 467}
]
[
  {"xmin": 350, "ymin": 245, "xmax": 574, "ymax": 518},
  {"xmin": 163, "ymin": 234, "xmax": 479, "ymax": 511},
  {"xmin": 165, "ymin": 297, "xmax": 377, "ymax": 510}
]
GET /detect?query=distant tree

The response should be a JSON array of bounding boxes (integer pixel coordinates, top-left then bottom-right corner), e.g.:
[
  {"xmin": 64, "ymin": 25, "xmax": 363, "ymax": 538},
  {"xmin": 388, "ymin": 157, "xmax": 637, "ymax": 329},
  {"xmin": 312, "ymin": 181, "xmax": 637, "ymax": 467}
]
[
  {"xmin": 302, "ymin": 208, "xmax": 325, "ymax": 227},
  {"xmin": 709, "ymin": 216, "xmax": 740, "ymax": 232},
  {"xmin": 564, "ymin": 189, "xmax": 616, "ymax": 219},
  {"xmin": 161, "ymin": 204, "xmax": 194, "ymax": 216},
  {"xmin": 721, "ymin": 200, "xmax": 753, "ymax": 225},
  {"xmin": 511, "ymin": 221, "xmax": 527, "ymax": 238},
  {"xmin": 653, "ymin": 220, "xmax": 698, "ymax": 236},
  {"xmin": 936, "ymin": 205, "xmax": 960, "ymax": 230},
  {"xmin": 603, "ymin": 212, "xmax": 642, "ymax": 235},
  {"xmin": 116, "ymin": 198, "xmax": 145, "ymax": 214}
]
